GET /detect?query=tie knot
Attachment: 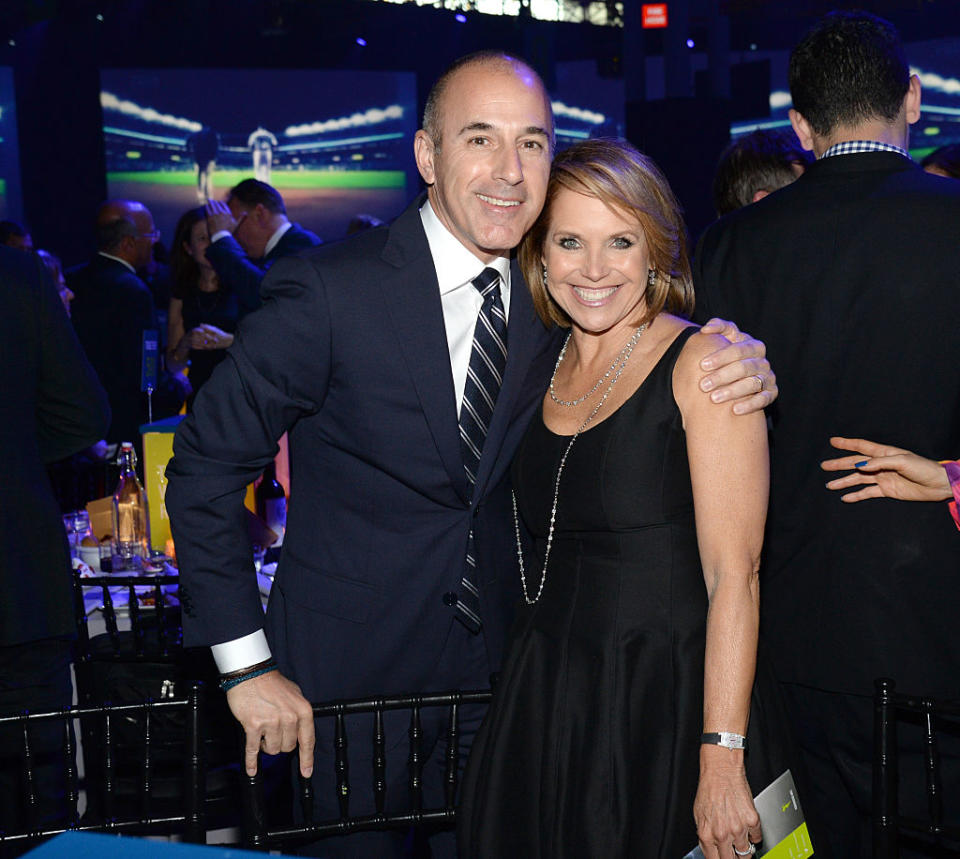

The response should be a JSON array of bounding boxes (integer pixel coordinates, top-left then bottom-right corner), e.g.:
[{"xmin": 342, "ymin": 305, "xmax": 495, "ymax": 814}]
[{"xmin": 472, "ymin": 267, "xmax": 501, "ymax": 300}]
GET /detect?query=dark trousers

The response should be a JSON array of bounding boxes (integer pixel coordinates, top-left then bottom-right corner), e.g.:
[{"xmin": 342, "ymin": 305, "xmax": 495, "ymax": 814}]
[
  {"xmin": 0, "ymin": 637, "xmax": 75, "ymax": 851},
  {"xmin": 782, "ymin": 682, "xmax": 960, "ymax": 859},
  {"xmin": 297, "ymin": 618, "xmax": 490, "ymax": 859}
]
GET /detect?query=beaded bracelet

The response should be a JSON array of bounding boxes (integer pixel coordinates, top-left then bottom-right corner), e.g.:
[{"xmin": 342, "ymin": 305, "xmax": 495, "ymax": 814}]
[{"xmin": 219, "ymin": 660, "xmax": 278, "ymax": 691}]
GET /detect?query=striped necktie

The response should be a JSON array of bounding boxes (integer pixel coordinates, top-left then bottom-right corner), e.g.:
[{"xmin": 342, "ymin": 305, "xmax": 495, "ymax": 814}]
[{"xmin": 456, "ymin": 267, "xmax": 508, "ymax": 632}]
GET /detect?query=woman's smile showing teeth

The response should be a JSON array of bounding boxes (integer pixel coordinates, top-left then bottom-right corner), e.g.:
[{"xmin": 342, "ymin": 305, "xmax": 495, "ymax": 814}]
[{"xmin": 572, "ymin": 285, "xmax": 620, "ymax": 304}]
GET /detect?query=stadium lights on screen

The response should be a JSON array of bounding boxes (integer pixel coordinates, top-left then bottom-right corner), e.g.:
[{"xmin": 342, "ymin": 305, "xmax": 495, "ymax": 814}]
[{"xmin": 100, "ymin": 68, "xmax": 418, "ymax": 243}]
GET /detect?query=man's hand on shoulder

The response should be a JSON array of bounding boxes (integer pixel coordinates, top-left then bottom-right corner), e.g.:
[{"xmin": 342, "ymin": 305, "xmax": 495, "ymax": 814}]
[
  {"xmin": 226, "ymin": 669, "xmax": 316, "ymax": 777},
  {"xmin": 698, "ymin": 318, "xmax": 778, "ymax": 415}
]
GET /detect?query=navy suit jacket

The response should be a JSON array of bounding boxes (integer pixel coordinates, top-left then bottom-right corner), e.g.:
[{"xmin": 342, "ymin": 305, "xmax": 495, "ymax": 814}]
[
  {"xmin": 694, "ymin": 152, "xmax": 960, "ymax": 698},
  {"xmin": 205, "ymin": 222, "xmax": 321, "ymax": 316},
  {"xmin": 166, "ymin": 197, "xmax": 561, "ymax": 702},
  {"xmin": 68, "ymin": 254, "xmax": 156, "ymax": 447},
  {"xmin": 0, "ymin": 248, "xmax": 110, "ymax": 647}
]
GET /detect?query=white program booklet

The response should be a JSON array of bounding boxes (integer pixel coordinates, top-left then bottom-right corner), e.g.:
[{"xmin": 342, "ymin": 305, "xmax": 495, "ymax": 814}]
[{"xmin": 683, "ymin": 769, "xmax": 814, "ymax": 858}]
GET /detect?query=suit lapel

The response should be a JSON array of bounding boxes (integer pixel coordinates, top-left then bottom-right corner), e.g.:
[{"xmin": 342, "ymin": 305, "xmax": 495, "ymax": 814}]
[{"xmin": 378, "ymin": 198, "xmax": 471, "ymax": 504}]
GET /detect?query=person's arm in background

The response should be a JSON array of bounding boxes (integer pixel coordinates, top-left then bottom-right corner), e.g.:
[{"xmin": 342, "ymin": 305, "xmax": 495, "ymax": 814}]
[
  {"xmin": 822, "ymin": 436, "xmax": 958, "ymax": 529},
  {"xmin": 32, "ymin": 253, "xmax": 111, "ymax": 461},
  {"xmin": 205, "ymin": 201, "xmax": 268, "ymax": 315}
]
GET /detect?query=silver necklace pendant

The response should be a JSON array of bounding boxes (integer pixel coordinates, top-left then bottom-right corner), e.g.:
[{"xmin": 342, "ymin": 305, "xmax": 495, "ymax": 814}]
[
  {"xmin": 548, "ymin": 324, "xmax": 646, "ymax": 407},
  {"xmin": 514, "ymin": 324, "xmax": 647, "ymax": 605}
]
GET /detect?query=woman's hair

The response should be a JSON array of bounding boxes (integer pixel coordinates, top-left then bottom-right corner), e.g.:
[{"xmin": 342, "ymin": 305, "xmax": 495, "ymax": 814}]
[
  {"xmin": 520, "ymin": 138, "xmax": 694, "ymax": 329},
  {"xmin": 169, "ymin": 206, "xmax": 208, "ymax": 292}
]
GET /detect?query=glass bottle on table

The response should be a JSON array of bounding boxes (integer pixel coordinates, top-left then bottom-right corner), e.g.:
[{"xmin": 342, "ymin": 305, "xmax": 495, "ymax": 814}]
[
  {"xmin": 112, "ymin": 441, "xmax": 151, "ymax": 571},
  {"xmin": 255, "ymin": 460, "xmax": 286, "ymax": 546}
]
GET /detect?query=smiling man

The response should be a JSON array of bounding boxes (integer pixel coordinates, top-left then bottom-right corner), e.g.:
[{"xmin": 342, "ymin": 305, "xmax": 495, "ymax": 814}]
[{"xmin": 166, "ymin": 51, "xmax": 776, "ymax": 858}]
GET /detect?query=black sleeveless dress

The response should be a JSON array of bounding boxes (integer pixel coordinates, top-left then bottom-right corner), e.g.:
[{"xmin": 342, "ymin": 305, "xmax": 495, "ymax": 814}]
[{"xmin": 458, "ymin": 326, "xmax": 791, "ymax": 858}]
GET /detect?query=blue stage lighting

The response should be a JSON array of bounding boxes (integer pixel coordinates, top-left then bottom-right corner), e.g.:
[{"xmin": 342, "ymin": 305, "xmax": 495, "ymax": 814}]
[
  {"xmin": 686, "ymin": 38, "xmax": 695, "ymax": 49},
  {"xmin": 356, "ymin": 37, "xmax": 367, "ymax": 47},
  {"xmin": 456, "ymin": 13, "xmax": 466, "ymax": 22}
]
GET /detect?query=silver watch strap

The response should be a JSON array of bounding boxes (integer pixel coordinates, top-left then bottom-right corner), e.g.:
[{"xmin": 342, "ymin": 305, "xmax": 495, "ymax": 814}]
[{"xmin": 700, "ymin": 731, "xmax": 748, "ymax": 750}]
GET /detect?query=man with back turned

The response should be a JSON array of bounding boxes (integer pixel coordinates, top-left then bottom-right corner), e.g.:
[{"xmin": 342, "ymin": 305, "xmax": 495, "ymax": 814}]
[{"xmin": 694, "ymin": 13, "xmax": 960, "ymax": 855}]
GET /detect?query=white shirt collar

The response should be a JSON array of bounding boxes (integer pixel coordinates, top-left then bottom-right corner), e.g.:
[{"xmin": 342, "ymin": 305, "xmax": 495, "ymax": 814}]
[
  {"xmin": 98, "ymin": 251, "xmax": 136, "ymax": 274},
  {"xmin": 264, "ymin": 221, "xmax": 293, "ymax": 258},
  {"xmin": 419, "ymin": 200, "xmax": 511, "ymax": 295}
]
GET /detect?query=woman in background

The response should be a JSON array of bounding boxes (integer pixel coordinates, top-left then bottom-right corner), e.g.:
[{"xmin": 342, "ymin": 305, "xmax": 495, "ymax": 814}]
[{"xmin": 166, "ymin": 206, "xmax": 238, "ymax": 408}]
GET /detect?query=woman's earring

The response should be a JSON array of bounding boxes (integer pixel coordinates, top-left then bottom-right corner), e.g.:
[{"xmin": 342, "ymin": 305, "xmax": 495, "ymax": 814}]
[
  {"xmin": 647, "ymin": 269, "xmax": 657, "ymax": 286},
  {"xmin": 542, "ymin": 265, "xmax": 548, "ymax": 284}
]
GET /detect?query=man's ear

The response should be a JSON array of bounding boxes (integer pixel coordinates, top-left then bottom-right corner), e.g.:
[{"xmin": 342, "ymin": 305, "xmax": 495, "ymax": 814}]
[
  {"xmin": 751, "ymin": 189, "xmax": 770, "ymax": 203},
  {"xmin": 789, "ymin": 109, "xmax": 816, "ymax": 153},
  {"xmin": 414, "ymin": 130, "xmax": 436, "ymax": 185},
  {"xmin": 904, "ymin": 74, "xmax": 922, "ymax": 125}
]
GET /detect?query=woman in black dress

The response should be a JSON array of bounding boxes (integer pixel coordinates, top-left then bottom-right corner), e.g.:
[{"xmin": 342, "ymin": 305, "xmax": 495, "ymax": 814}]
[
  {"xmin": 458, "ymin": 140, "xmax": 789, "ymax": 858},
  {"xmin": 166, "ymin": 206, "xmax": 239, "ymax": 409}
]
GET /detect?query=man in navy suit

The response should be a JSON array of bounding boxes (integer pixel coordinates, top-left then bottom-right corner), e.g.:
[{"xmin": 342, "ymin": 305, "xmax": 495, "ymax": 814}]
[
  {"xmin": 69, "ymin": 200, "xmax": 161, "ymax": 450},
  {"xmin": 166, "ymin": 51, "xmax": 777, "ymax": 857},
  {"xmin": 204, "ymin": 179, "xmax": 321, "ymax": 316}
]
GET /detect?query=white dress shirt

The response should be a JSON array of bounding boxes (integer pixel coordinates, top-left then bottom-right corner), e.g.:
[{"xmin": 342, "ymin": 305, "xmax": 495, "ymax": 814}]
[
  {"xmin": 97, "ymin": 251, "xmax": 136, "ymax": 274},
  {"xmin": 419, "ymin": 200, "xmax": 511, "ymax": 413},
  {"xmin": 211, "ymin": 200, "xmax": 511, "ymax": 674}
]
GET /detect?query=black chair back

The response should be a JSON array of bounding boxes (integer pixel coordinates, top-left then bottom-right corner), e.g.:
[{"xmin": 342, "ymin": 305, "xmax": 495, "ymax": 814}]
[
  {"xmin": 72, "ymin": 569, "xmax": 181, "ymax": 662},
  {"xmin": 241, "ymin": 688, "xmax": 492, "ymax": 852},
  {"xmin": 0, "ymin": 682, "xmax": 207, "ymax": 856},
  {"xmin": 874, "ymin": 677, "xmax": 960, "ymax": 857}
]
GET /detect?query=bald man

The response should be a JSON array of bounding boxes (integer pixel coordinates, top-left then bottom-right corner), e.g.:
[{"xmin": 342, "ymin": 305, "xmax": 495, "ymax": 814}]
[{"xmin": 68, "ymin": 200, "xmax": 160, "ymax": 449}]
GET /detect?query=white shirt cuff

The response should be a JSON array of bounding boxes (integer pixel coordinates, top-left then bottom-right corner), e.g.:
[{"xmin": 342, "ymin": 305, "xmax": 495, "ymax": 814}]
[
  {"xmin": 211, "ymin": 629, "xmax": 272, "ymax": 674},
  {"xmin": 210, "ymin": 230, "xmax": 232, "ymax": 244}
]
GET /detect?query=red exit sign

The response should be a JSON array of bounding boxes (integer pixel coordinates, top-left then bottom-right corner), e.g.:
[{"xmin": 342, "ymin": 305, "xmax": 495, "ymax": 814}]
[{"xmin": 642, "ymin": 4, "xmax": 668, "ymax": 28}]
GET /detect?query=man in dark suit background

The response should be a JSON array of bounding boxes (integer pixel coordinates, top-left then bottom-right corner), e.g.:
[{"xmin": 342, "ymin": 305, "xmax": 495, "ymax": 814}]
[
  {"xmin": 694, "ymin": 12, "xmax": 960, "ymax": 856},
  {"xmin": 0, "ymin": 246, "xmax": 110, "ymax": 841},
  {"xmin": 167, "ymin": 51, "xmax": 778, "ymax": 858},
  {"xmin": 204, "ymin": 179, "xmax": 321, "ymax": 316},
  {"xmin": 68, "ymin": 200, "xmax": 162, "ymax": 451}
]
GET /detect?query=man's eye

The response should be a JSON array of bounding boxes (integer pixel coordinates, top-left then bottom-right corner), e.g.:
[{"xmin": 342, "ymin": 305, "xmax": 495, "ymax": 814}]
[
  {"xmin": 521, "ymin": 140, "xmax": 543, "ymax": 150},
  {"xmin": 470, "ymin": 136, "xmax": 489, "ymax": 146}
]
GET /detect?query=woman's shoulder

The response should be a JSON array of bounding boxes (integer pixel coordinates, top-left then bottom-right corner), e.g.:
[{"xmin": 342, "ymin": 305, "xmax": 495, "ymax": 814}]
[{"xmin": 672, "ymin": 322, "xmax": 727, "ymax": 370}]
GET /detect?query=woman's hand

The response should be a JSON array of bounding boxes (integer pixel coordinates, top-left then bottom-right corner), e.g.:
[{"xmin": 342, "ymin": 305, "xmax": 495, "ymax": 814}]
[
  {"xmin": 694, "ymin": 750, "xmax": 762, "ymax": 859},
  {"xmin": 821, "ymin": 436, "xmax": 952, "ymax": 503},
  {"xmin": 187, "ymin": 323, "xmax": 234, "ymax": 351}
]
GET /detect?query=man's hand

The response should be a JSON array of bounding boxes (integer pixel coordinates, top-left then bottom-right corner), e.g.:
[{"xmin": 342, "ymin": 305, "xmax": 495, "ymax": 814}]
[
  {"xmin": 821, "ymin": 436, "xmax": 952, "ymax": 503},
  {"xmin": 226, "ymin": 669, "xmax": 316, "ymax": 777},
  {"xmin": 205, "ymin": 200, "xmax": 240, "ymax": 236},
  {"xmin": 698, "ymin": 318, "xmax": 778, "ymax": 415}
]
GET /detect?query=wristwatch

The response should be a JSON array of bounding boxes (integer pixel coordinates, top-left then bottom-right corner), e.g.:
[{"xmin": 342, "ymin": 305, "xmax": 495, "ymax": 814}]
[{"xmin": 701, "ymin": 731, "xmax": 748, "ymax": 750}]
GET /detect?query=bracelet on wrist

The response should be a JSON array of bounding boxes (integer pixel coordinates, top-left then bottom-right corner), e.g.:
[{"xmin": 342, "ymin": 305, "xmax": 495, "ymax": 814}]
[
  {"xmin": 701, "ymin": 731, "xmax": 747, "ymax": 751},
  {"xmin": 219, "ymin": 658, "xmax": 278, "ymax": 691}
]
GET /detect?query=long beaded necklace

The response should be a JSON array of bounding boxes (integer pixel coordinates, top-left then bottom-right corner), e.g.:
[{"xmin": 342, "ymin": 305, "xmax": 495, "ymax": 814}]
[
  {"xmin": 513, "ymin": 323, "xmax": 647, "ymax": 605},
  {"xmin": 548, "ymin": 326, "xmax": 644, "ymax": 407}
]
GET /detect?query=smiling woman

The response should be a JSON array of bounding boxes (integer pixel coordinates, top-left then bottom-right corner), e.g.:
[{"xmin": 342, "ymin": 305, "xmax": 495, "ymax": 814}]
[{"xmin": 458, "ymin": 138, "xmax": 795, "ymax": 859}]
